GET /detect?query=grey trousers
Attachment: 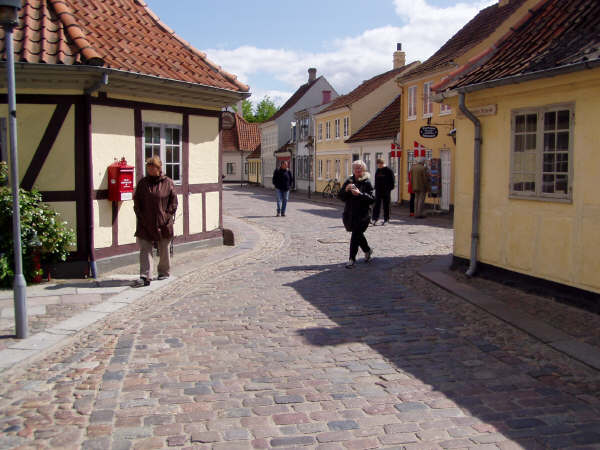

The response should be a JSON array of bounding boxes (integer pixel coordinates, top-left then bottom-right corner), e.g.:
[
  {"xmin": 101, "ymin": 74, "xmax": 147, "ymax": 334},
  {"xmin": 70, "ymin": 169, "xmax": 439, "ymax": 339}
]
[
  {"xmin": 138, "ymin": 238, "xmax": 171, "ymax": 280},
  {"xmin": 415, "ymin": 191, "xmax": 427, "ymax": 218}
]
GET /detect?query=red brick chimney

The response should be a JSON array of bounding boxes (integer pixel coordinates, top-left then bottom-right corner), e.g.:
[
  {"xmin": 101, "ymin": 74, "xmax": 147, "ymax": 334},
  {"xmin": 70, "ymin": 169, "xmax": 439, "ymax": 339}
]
[
  {"xmin": 393, "ymin": 43, "xmax": 405, "ymax": 69},
  {"xmin": 308, "ymin": 68, "xmax": 317, "ymax": 82}
]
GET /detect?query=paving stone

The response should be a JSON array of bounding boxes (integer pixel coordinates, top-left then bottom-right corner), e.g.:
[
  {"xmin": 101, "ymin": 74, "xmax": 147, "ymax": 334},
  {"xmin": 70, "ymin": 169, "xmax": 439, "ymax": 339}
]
[
  {"xmin": 328, "ymin": 420, "xmax": 359, "ymax": 431},
  {"xmin": 271, "ymin": 435, "xmax": 316, "ymax": 447},
  {"xmin": 191, "ymin": 431, "xmax": 220, "ymax": 443}
]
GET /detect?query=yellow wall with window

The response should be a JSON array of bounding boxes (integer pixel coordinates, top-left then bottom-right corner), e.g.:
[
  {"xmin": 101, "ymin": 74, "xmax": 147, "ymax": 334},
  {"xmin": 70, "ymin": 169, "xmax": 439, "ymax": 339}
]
[
  {"xmin": 450, "ymin": 69, "xmax": 600, "ymax": 294},
  {"xmin": 314, "ymin": 107, "xmax": 352, "ymax": 192}
]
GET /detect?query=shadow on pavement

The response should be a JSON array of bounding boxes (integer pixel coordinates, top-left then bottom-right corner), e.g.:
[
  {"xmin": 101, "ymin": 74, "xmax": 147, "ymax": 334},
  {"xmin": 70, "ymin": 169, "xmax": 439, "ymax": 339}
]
[{"xmin": 276, "ymin": 256, "xmax": 600, "ymax": 448}]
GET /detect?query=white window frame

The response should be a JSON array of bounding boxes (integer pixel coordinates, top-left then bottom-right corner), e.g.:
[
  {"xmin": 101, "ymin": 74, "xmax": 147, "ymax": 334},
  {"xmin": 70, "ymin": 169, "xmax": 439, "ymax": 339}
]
[
  {"xmin": 318, "ymin": 123, "xmax": 323, "ymax": 141},
  {"xmin": 343, "ymin": 117, "xmax": 349, "ymax": 137},
  {"xmin": 509, "ymin": 103, "xmax": 574, "ymax": 202},
  {"xmin": 335, "ymin": 159, "xmax": 341, "ymax": 179},
  {"xmin": 226, "ymin": 162, "xmax": 235, "ymax": 175},
  {"xmin": 345, "ymin": 159, "xmax": 349, "ymax": 178},
  {"xmin": 407, "ymin": 85, "xmax": 417, "ymax": 120},
  {"xmin": 143, "ymin": 123, "xmax": 183, "ymax": 184},
  {"xmin": 325, "ymin": 121, "xmax": 331, "ymax": 140},
  {"xmin": 318, "ymin": 159, "xmax": 323, "ymax": 179},
  {"xmin": 408, "ymin": 148, "xmax": 433, "ymax": 174},
  {"xmin": 326, "ymin": 160, "xmax": 331, "ymax": 179},
  {"xmin": 423, "ymin": 81, "xmax": 433, "ymax": 118},
  {"xmin": 363, "ymin": 153, "xmax": 371, "ymax": 172},
  {"xmin": 440, "ymin": 102, "xmax": 452, "ymax": 116},
  {"xmin": 334, "ymin": 119, "xmax": 340, "ymax": 139}
]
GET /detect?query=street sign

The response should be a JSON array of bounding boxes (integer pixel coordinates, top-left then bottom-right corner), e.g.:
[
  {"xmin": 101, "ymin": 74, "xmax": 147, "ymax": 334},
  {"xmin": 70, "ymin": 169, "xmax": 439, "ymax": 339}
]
[{"xmin": 419, "ymin": 125, "xmax": 438, "ymax": 138}]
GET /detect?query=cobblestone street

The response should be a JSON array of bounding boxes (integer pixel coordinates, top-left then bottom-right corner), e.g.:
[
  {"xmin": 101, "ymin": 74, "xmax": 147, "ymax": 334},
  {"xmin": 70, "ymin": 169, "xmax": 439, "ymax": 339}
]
[{"xmin": 1, "ymin": 186, "xmax": 600, "ymax": 450}]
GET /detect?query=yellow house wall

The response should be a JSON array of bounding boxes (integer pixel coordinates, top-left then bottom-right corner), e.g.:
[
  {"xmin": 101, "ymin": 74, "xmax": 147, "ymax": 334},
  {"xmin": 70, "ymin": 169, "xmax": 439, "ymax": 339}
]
[
  {"xmin": 247, "ymin": 158, "xmax": 262, "ymax": 184},
  {"xmin": 189, "ymin": 116, "xmax": 219, "ymax": 185},
  {"xmin": 315, "ymin": 107, "xmax": 352, "ymax": 192},
  {"xmin": 205, "ymin": 191, "xmax": 220, "ymax": 231},
  {"xmin": 189, "ymin": 193, "xmax": 204, "ymax": 234},
  {"xmin": 453, "ymin": 69, "xmax": 600, "ymax": 294}
]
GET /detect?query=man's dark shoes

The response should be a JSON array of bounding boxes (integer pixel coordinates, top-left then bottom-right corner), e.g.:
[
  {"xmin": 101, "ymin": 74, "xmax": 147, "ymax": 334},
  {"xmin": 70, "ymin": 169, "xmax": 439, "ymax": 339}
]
[
  {"xmin": 132, "ymin": 277, "xmax": 150, "ymax": 288},
  {"xmin": 157, "ymin": 274, "xmax": 169, "ymax": 280},
  {"xmin": 281, "ymin": 212, "xmax": 286, "ymax": 217}
]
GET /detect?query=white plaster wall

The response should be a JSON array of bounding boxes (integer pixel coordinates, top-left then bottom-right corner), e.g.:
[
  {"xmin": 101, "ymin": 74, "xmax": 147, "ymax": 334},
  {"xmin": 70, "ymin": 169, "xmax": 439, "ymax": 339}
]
[
  {"xmin": 36, "ymin": 109, "xmax": 76, "ymax": 191},
  {"xmin": 222, "ymin": 152, "xmax": 246, "ymax": 182},
  {"xmin": 93, "ymin": 200, "xmax": 113, "ymax": 249},
  {"xmin": 141, "ymin": 111, "xmax": 182, "ymax": 127},
  {"xmin": 205, "ymin": 191, "xmax": 220, "ymax": 231},
  {"xmin": 49, "ymin": 201, "xmax": 78, "ymax": 251},
  {"xmin": 189, "ymin": 116, "xmax": 219, "ymax": 184},
  {"xmin": 189, "ymin": 193, "xmax": 204, "ymax": 234},
  {"xmin": 91, "ymin": 106, "xmax": 135, "ymax": 190},
  {"xmin": 175, "ymin": 194, "xmax": 184, "ymax": 236},
  {"xmin": 117, "ymin": 201, "xmax": 136, "ymax": 245}
]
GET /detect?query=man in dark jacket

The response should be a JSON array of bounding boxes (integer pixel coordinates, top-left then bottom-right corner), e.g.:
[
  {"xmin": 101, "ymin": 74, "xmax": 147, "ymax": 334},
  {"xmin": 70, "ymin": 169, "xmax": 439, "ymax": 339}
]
[
  {"xmin": 272, "ymin": 161, "xmax": 294, "ymax": 217},
  {"xmin": 132, "ymin": 156, "xmax": 178, "ymax": 287},
  {"xmin": 371, "ymin": 158, "xmax": 395, "ymax": 225}
]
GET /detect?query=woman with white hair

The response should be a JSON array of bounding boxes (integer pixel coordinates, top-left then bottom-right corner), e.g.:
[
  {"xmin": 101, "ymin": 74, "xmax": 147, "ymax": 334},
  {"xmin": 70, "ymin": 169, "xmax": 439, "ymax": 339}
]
[{"xmin": 338, "ymin": 160, "xmax": 375, "ymax": 268}]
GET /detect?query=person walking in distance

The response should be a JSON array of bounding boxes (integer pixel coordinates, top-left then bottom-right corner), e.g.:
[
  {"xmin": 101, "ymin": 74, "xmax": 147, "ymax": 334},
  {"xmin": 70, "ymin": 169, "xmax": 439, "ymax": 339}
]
[
  {"xmin": 371, "ymin": 158, "xmax": 395, "ymax": 225},
  {"xmin": 272, "ymin": 161, "xmax": 294, "ymax": 216},
  {"xmin": 409, "ymin": 157, "xmax": 430, "ymax": 219},
  {"xmin": 338, "ymin": 160, "xmax": 375, "ymax": 268},
  {"xmin": 132, "ymin": 156, "xmax": 178, "ymax": 287}
]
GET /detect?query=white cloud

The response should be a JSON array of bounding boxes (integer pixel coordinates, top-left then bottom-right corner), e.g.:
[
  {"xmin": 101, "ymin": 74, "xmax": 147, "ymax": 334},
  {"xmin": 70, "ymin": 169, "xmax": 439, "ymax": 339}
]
[{"xmin": 207, "ymin": 0, "xmax": 496, "ymax": 106}]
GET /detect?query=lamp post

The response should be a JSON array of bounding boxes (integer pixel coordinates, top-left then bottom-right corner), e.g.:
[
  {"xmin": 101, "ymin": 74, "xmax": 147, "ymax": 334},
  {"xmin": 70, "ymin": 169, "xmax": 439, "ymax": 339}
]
[{"xmin": 1, "ymin": 0, "xmax": 27, "ymax": 339}]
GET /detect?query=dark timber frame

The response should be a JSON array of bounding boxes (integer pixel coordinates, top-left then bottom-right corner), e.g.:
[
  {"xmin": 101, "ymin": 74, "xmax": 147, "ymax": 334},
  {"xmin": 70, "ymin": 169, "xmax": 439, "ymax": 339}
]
[{"xmin": 9, "ymin": 93, "xmax": 224, "ymax": 274}]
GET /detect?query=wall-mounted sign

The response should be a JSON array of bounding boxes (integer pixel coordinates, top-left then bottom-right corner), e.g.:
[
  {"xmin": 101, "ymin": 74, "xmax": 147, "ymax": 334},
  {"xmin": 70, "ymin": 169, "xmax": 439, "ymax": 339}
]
[
  {"xmin": 419, "ymin": 125, "xmax": 438, "ymax": 138},
  {"xmin": 221, "ymin": 111, "xmax": 235, "ymax": 130},
  {"xmin": 457, "ymin": 104, "xmax": 497, "ymax": 117}
]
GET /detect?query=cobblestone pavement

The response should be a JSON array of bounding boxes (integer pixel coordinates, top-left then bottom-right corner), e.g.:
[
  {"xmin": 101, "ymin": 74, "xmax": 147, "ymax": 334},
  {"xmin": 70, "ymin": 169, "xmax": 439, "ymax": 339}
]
[{"xmin": 1, "ymin": 185, "xmax": 599, "ymax": 450}]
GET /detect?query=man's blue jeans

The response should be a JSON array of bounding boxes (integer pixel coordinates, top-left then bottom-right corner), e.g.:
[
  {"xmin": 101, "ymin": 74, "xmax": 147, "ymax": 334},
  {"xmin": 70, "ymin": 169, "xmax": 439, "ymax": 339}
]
[{"xmin": 276, "ymin": 189, "xmax": 289, "ymax": 214}]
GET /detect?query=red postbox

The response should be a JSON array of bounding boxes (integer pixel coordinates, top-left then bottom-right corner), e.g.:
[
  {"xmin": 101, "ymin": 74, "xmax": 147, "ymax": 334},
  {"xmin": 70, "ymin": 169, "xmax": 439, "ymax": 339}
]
[{"xmin": 108, "ymin": 157, "xmax": 135, "ymax": 201}]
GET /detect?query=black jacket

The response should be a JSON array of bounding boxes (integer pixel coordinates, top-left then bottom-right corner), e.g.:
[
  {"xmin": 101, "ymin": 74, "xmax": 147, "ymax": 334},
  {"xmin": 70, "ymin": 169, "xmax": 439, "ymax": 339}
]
[
  {"xmin": 338, "ymin": 174, "xmax": 375, "ymax": 232},
  {"xmin": 374, "ymin": 166, "xmax": 395, "ymax": 194},
  {"xmin": 272, "ymin": 168, "xmax": 294, "ymax": 191}
]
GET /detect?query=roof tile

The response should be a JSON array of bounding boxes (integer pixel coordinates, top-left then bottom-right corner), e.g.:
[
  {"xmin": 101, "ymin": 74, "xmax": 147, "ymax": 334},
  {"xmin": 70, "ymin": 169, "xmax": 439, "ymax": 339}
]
[{"xmin": 0, "ymin": 0, "xmax": 248, "ymax": 92}]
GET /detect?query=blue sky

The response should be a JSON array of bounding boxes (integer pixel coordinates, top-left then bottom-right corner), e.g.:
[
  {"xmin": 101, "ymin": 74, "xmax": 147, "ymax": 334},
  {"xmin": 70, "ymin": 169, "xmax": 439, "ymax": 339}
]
[{"xmin": 145, "ymin": 0, "xmax": 495, "ymax": 106}]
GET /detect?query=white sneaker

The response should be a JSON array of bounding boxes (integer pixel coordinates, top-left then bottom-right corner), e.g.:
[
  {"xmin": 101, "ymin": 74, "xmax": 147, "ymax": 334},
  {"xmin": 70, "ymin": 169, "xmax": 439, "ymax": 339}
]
[
  {"xmin": 364, "ymin": 249, "xmax": 373, "ymax": 263},
  {"xmin": 345, "ymin": 259, "xmax": 356, "ymax": 269}
]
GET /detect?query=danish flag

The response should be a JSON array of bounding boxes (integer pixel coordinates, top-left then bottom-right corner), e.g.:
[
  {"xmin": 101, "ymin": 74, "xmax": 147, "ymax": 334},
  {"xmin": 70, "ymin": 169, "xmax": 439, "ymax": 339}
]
[
  {"xmin": 414, "ymin": 141, "xmax": 427, "ymax": 157},
  {"xmin": 390, "ymin": 143, "xmax": 402, "ymax": 158}
]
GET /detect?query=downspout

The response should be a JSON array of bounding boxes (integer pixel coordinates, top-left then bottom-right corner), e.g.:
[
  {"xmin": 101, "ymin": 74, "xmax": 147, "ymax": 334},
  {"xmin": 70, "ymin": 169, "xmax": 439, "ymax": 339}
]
[
  {"xmin": 458, "ymin": 92, "xmax": 481, "ymax": 277},
  {"xmin": 398, "ymin": 85, "xmax": 404, "ymax": 205},
  {"xmin": 84, "ymin": 72, "xmax": 109, "ymax": 278}
]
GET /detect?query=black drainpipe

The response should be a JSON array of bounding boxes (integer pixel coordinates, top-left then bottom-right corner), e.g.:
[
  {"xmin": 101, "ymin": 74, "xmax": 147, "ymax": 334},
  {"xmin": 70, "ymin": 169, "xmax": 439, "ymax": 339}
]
[
  {"xmin": 458, "ymin": 92, "xmax": 482, "ymax": 277},
  {"xmin": 84, "ymin": 73, "xmax": 109, "ymax": 278}
]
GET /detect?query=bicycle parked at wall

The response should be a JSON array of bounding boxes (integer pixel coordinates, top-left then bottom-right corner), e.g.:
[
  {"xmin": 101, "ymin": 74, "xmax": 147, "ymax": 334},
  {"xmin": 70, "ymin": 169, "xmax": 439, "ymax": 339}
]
[{"xmin": 322, "ymin": 178, "xmax": 341, "ymax": 199}]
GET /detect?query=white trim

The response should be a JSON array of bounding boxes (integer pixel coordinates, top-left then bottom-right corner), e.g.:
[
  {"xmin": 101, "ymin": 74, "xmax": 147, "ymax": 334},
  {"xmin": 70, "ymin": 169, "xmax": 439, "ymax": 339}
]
[
  {"xmin": 407, "ymin": 85, "xmax": 417, "ymax": 120},
  {"xmin": 143, "ymin": 122, "xmax": 183, "ymax": 185}
]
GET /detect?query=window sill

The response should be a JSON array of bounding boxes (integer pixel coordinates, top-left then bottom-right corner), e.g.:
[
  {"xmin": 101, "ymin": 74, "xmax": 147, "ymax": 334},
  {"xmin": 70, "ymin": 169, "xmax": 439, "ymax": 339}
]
[
  {"xmin": 423, "ymin": 113, "xmax": 433, "ymax": 119},
  {"xmin": 509, "ymin": 194, "xmax": 572, "ymax": 204},
  {"xmin": 407, "ymin": 116, "xmax": 417, "ymax": 121},
  {"xmin": 439, "ymin": 110, "xmax": 452, "ymax": 116}
]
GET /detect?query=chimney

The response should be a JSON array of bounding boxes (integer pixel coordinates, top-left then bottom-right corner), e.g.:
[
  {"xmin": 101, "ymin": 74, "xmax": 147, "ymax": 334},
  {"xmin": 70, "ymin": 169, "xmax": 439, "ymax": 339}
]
[
  {"xmin": 308, "ymin": 68, "xmax": 317, "ymax": 82},
  {"xmin": 498, "ymin": 0, "xmax": 510, "ymax": 5},
  {"xmin": 322, "ymin": 90, "xmax": 331, "ymax": 104},
  {"xmin": 393, "ymin": 43, "xmax": 406, "ymax": 69}
]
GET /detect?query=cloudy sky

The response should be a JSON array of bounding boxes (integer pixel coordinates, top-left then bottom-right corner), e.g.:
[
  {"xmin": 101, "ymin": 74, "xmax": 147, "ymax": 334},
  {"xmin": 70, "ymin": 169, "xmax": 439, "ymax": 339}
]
[{"xmin": 145, "ymin": 0, "xmax": 496, "ymax": 106}]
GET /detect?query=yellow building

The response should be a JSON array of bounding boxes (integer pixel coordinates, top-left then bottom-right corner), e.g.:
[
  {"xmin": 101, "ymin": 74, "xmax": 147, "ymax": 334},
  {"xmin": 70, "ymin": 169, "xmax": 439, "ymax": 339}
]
[
  {"xmin": 395, "ymin": 0, "xmax": 537, "ymax": 211},
  {"xmin": 246, "ymin": 147, "xmax": 262, "ymax": 185},
  {"xmin": 433, "ymin": 0, "xmax": 600, "ymax": 295},
  {"xmin": 314, "ymin": 49, "xmax": 418, "ymax": 193},
  {"xmin": 0, "ymin": 0, "xmax": 248, "ymax": 277}
]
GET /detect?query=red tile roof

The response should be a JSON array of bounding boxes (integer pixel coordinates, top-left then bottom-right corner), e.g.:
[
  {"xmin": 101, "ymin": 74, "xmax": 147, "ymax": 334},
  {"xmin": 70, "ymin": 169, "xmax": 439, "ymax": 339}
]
[
  {"xmin": 223, "ymin": 114, "xmax": 261, "ymax": 153},
  {"xmin": 321, "ymin": 62, "xmax": 419, "ymax": 114},
  {"xmin": 345, "ymin": 95, "xmax": 401, "ymax": 143},
  {"xmin": 435, "ymin": 0, "xmax": 600, "ymax": 91},
  {"xmin": 397, "ymin": 0, "xmax": 528, "ymax": 82},
  {"xmin": 0, "ymin": 0, "xmax": 248, "ymax": 92},
  {"xmin": 264, "ymin": 77, "xmax": 321, "ymax": 123}
]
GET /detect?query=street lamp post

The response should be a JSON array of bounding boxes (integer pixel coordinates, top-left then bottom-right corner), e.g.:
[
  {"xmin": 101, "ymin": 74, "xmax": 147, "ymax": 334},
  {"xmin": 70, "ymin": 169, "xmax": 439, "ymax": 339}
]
[{"xmin": 1, "ymin": 0, "xmax": 27, "ymax": 339}]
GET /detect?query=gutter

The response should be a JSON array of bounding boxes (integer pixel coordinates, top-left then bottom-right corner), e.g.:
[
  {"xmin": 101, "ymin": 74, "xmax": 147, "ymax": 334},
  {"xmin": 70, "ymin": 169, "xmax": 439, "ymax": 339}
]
[
  {"xmin": 458, "ymin": 92, "xmax": 481, "ymax": 277},
  {"xmin": 84, "ymin": 73, "xmax": 109, "ymax": 279}
]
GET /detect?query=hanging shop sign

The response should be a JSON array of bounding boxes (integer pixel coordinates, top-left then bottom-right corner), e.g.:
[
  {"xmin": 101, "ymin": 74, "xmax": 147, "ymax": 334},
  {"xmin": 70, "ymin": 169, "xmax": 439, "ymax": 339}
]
[{"xmin": 419, "ymin": 125, "xmax": 438, "ymax": 138}]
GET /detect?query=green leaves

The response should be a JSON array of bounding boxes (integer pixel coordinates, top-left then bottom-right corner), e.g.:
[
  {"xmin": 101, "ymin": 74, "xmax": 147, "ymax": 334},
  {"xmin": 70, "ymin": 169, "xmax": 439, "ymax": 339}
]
[{"xmin": 0, "ymin": 183, "xmax": 76, "ymax": 286}]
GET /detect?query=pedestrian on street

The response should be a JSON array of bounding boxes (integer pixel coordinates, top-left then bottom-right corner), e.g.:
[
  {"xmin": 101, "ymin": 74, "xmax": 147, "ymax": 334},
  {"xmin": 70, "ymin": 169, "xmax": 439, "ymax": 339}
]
[
  {"xmin": 132, "ymin": 156, "xmax": 178, "ymax": 287},
  {"xmin": 408, "ymin": 171, "xmax": 415, "ymax": 217},
  {"xmin": 409, "ymin": 157, "xmax": 430, "ymax": 219},
  {"xmin": 272, "ymin": 160, "xmax": 294, "ymax": 217},
  {"xmin": 338, "ymin": 160, "xmax": 375, "ymax": 268},
  {"xmin": 371, "ymin": 158, "xmax": 395, "ymax": 225}
]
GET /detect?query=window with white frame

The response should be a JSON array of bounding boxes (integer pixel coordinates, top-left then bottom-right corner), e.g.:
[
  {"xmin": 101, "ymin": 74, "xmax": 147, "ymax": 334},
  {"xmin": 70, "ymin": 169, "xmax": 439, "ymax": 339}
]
[
  {"xmin": 407, "ymin": 148, "xmax": 433, "ymax": 173},
  {"xmin": 423, "ymin": 82, "xmax": 433, "ymax": 118},
  {"xmin": 144, "ymin": 124, "xmax": 182, "ymax": 183},
  {"xmin": 335, "ymin": 159, "xmax": 341, "ymax": 179},
  {"xmin": 326, "ymin": 160, "xmax": 331, "ymax": 178},
  {"xmin": 334, "ymin": 119, "xmax": 340, "ymax": 139},
  {"xmin": 318, "ymin": 123, "xmax": 323, "ymax": 141},
  {"xmin": 226, "ymin": 162, "xmax": 235, "ymax": 175},
  {"xmin": 345, "ymin": 159, "xmax": 349, "ymax": 178},
  {"xmin": 440, "ymin": 102, "xmax": 451, "ymax": 115},
  {"xmin": 343, "ymin": 117, "xmax": 349, "ymax": 137},
  {"xmin": 290, "ymin": 122, "xmax": 297, "ymax": 142},
  {"xmin": 318, "ymin": 159, "xmax": 323, "ymax": 179},
  {"xmin": 510, "ymin": 105, "xmax": 573, "ymax": 200},
  {"xmin": 325, "ymin": 121, "xmax": 331, "ymax": 140},
  {"xmin": 363, "ymin": 153, "xmax": 371, "ymax": 172},
  {"xmin": 244, "ymin": 162, "xmax": 248, "ymax": 175},
  {"xmin": 407, "ymin": 85, "xmax": 417, "ymax": 120}
]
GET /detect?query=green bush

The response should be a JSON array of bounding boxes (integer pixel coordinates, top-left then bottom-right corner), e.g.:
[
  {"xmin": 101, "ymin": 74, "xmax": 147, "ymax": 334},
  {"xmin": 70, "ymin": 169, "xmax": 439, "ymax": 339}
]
[{"xmin": 0, "ymin": 162, "xmax": 76, "ymax": 286}]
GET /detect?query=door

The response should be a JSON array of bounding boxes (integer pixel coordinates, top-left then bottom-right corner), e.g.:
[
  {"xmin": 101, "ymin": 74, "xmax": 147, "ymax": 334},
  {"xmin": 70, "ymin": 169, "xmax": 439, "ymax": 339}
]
[{"xmin": 441, "ymin": 149, "xmax": 451, "ymax": 211}]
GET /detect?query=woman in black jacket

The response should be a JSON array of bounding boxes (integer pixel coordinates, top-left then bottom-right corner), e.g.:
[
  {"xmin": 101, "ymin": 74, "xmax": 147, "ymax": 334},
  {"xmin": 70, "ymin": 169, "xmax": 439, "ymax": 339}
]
[{"xmin": 338, "ymin": 160, "xmax": 375, "ymax": 268}]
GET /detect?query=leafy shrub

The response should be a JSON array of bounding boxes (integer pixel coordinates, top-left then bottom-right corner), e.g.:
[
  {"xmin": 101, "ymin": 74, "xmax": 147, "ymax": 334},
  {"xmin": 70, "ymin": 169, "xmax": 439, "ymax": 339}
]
[{"xmin": 0, "ymin": 162, "xmax": 75, "ymax": 286}]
